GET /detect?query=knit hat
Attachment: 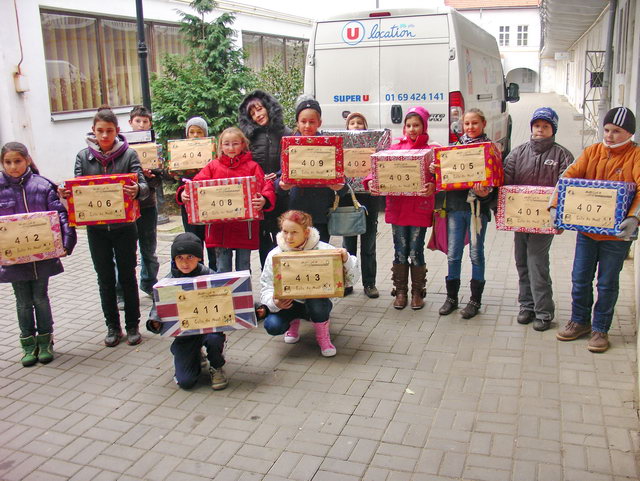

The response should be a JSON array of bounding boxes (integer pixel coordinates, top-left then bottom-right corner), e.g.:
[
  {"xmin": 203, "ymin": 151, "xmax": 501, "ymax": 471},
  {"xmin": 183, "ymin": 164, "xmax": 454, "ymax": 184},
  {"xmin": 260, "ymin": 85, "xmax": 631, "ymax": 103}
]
[
  {"xmin": 530, "ymin": 107, "xmax": 558, "ymax": 135},
  {"xmin": 345, "ymin": 112, "xmax": 368, "ymax": 129},
  {"xmin": 171, "ymin": 233, "xmax": 203, "ymax": 260},
  {"xmin": 603, "ymin": 107, "xmax": 636, "ymax": 134},
  {"xmin": 295, "ymin": 99, "xmax": 322, "ymax": 120},
  {"xmin": 404, "ymin": 106, "xmax": 430, "ymax": 137},
  {"xmin": 185, "ymin": 117, "xmax": 209, "ymax": 137}
]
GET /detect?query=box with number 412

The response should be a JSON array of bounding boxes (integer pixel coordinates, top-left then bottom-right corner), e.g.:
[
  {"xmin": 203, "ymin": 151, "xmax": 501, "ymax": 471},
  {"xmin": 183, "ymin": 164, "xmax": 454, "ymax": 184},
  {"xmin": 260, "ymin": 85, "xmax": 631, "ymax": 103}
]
[
  {"xmin": 433, "ymin": 142, "xmax": 503, "ymax": 191},
  {"xmin": 273, "ymin": 249, "xmax": 345, "ymax": 299},
  {"xmin": 0, "ymin": 211, "xmax": 66, "ymax": 265},
  {"xmin": 184, "ymin": 176, "xmax": 262, "ymax": 224},
  {"xmin": 152, "ymin": 271, "xmax": 257, "ymax": 337}
]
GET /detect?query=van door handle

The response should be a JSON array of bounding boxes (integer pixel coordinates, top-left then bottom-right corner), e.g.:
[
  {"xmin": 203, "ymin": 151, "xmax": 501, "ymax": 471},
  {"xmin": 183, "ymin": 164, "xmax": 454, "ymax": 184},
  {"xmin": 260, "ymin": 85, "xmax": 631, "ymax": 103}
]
[{"xmin": 391, "ymin": 105, "xmax": 403, "ymax": 124}]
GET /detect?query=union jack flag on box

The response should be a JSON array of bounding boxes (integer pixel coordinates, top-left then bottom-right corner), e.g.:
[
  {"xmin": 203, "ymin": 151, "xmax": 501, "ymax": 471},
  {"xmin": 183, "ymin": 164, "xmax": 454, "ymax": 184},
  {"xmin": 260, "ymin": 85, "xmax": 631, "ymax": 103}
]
[
  {"xmin": 280, "ymin": 136, "xmax": 344, "ymax": 186},
  {"xmin": 184, "ymin": 176, "xmax": 262, "ymax": 224},
  {"xmin": 153, "ymin": 270, "xmax": 257, "ymax": 337}
]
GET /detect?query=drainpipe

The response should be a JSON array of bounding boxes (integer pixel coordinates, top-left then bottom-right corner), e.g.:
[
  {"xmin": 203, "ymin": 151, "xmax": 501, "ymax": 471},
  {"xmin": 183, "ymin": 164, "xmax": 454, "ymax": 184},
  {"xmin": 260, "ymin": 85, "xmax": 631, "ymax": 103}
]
[{"xmin": 597, "ymin": 0, "xmax": 617, "ymax": 139}]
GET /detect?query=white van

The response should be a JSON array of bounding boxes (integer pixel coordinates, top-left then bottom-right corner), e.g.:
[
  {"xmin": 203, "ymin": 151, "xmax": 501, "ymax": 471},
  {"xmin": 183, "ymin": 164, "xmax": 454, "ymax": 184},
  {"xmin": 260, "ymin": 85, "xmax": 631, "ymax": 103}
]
[{"xmin": 303, "ymin": 7, "xmax": 520, "ymax": 153}]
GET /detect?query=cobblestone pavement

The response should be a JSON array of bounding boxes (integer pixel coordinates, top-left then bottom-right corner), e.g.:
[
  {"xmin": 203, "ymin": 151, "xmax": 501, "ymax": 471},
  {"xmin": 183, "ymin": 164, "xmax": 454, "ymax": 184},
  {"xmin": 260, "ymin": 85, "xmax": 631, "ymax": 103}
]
[{"xmin": 0, "ymin": 94, "xmax": 638, "ymax": 480}]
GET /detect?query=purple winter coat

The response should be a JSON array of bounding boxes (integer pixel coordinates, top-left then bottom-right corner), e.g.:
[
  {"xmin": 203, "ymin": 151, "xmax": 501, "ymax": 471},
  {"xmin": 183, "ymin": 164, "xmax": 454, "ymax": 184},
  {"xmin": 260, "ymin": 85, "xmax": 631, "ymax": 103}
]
[{"xmin": 0, "ymin": 169, "xmax": 77, "ymax": 282}]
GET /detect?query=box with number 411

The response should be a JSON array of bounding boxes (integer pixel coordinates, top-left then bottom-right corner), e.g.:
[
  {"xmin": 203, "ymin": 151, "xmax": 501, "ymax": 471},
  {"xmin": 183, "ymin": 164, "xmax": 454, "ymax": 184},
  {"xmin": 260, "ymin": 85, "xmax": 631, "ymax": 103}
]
[{"xmin": 152, "ymin": 271, "xmax": 257, "ymax": 337}]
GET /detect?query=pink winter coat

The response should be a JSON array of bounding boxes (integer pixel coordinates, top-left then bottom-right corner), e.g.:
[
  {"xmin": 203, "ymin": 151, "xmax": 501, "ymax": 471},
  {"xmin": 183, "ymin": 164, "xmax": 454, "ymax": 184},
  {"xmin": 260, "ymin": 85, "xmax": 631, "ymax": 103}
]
[{"xmin": 177, "ymin": 151, "xmax": 276, "ymax": 249}]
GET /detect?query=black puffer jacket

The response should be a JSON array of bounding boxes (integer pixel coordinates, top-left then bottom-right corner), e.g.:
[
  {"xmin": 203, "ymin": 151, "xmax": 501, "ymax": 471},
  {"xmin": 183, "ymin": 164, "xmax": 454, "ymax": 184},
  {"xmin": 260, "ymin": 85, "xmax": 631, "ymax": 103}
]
[{"xmin": 503, "ymin": 136, "xmax": 574, "ymax": 187}]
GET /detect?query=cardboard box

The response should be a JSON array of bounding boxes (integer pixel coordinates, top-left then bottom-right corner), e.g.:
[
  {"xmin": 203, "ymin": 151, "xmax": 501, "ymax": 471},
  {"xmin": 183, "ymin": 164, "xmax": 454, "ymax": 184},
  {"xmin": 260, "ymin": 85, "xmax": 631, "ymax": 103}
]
[
  {"xmin": 496, "ymin": 185, "xmax": 559, "ymax": 234},
  {"xmin": 184, "ymin": 176, "xmax": 263, "ymax": 224},
  {"xmin": 153, "ymin": 270, "xmax": 257, "ymax": 337},
  {"xmin": 65, "ymin": 174, "xmax": 140, "ymax": 227},
  {"xmin": 321, "ymin": 129, "xmax": 391, "ymax": 192},
  {"xmin": 167, "ymin": 137, "xmax": 215, "ymax": 174},
  {"xmin": 273, "ymin": 249, "xmax": 345, "ymax": 299},
  {"xmin": 556, "ymin": 178, "xmax": 636, "ymax": 236},
  {"xmin": 0, "ymin": 211, "xmax": 65, "ymax": 265},
  {"xmin": 280, "ymin": 136, "xmax": 344, "ymax": 186},
  {"xmin": 369, "ymin": 149, "xmax": 432, "ymax": 196},
  {"xmin": 434, "ymin": 142, "xmax": 503, "ymax": 191},
  {"xmin": 130, "ymin": 142, "xmax": 162, "ymax": 170}
]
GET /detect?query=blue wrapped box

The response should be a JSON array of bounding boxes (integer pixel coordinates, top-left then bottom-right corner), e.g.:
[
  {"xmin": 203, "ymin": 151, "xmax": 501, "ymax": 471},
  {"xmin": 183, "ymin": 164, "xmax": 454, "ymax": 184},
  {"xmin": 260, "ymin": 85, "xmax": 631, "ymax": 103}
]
[{"xmin": 555, "ymin": 178, "xmax": 636, "ymax": 236}]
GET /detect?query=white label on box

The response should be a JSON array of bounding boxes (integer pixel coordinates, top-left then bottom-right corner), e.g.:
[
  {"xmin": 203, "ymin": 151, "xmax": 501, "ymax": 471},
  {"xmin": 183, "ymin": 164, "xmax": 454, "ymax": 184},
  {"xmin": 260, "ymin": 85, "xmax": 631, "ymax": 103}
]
[
  {"xmin": 197, "ymin": 184, "xmax": 246, "ymax": 221},
  {"xmin": 377, "ymin": 160, "xmax": 422, "ymax": 193},
  {"xmin": 562, "ymin": 186, "xmax": 617, "ymax": 228},
  {"xmin": 279, "ymin": 256, "xmax": 337, "ymax": 297},
  {"xmin": 440, "ymin": 146, "xmax": 487, "ymax": 183},
  {"xmin": 72, "ymin": 184, "xmax": 126, "ymax": 222},
  {"xmin": 0, "ymin": 216, "xmax": 56, "ymax": 259},
  {"xmin": 169, "ymin": 139, "xmax": 213, "ymax": 171},
  {"xmin": 344, "ymin": 148, "xmax": 374, "ymax": 178},
  {"xmin": 176, "ymin": 286, "xmax": 235, "ymax": 329},
  {"xmin": 288, "ymin": 145, "xmax": 336, "ymax": 179},
  {"xmin": 504, "ymin": 192, "xmax": 553, "ymax": 229}
]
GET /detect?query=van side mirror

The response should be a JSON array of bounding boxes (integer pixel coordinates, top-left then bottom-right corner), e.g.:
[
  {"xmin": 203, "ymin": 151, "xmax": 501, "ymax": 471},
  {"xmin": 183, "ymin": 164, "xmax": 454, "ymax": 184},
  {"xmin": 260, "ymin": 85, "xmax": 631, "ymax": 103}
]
[{"xmin": 506, "ymin": 83, "xmax": 520, "ymax": 103}]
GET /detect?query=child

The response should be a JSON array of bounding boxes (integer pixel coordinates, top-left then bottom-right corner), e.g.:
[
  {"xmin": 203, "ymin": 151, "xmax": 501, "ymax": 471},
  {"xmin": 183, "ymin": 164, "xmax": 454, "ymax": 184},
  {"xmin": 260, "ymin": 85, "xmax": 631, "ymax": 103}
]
[
  {"xmin": 503, "ymin": 107, "xmax": 573, "ymax": 331},
  {"xmin": 64, "ymin": 106, "xmax": 149, "ymax": 347},
  {"xmin": 147, "ymin": 233, "xmax": 227, "ymax": 389},
  {"xmin": 178, "ymin": 127, "xmax": 275, "ymax": 273},
  {"xmin": 277, "ymin": 98, "xmax": 345, "ymax": 242},
  {"xmin": 551, "ymin": 107, "xmax": 640, "ymax": 353},
  {"xmin": 365, "ymin": 107, "xmax": 436, "ymax": 310},
  {"xmin": 1, "ymin": 143, "xmax": 77, "ymax": 366},
  {"xmin": 260, "ymin": 210, "xmax": 358, "ymax": 357},
  {"xmin": 238, "ymin": 90, "xmax": 292, "ymax": 268},
  {"xmin": 340, "ymin": 112, "xmax": 380, "ymax": 298},
  {"xmin": 434, "ymin": 108, "xmax": 497, "ymax": 319}
]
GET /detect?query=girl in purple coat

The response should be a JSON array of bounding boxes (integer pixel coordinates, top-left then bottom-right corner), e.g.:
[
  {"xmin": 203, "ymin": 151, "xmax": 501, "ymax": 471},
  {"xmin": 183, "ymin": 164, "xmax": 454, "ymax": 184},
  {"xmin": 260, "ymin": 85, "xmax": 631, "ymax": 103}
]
[{"xmin": 0, "ymin": 143, "xmax": 77, "ymax": 366}]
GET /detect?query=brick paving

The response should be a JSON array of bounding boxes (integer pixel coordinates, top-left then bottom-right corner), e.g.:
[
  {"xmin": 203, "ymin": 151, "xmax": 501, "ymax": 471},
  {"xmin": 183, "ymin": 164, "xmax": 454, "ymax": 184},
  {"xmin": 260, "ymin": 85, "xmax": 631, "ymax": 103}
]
[{"xmin": 0, "ymin": 94, "xmax": 638, "ymax": 480}]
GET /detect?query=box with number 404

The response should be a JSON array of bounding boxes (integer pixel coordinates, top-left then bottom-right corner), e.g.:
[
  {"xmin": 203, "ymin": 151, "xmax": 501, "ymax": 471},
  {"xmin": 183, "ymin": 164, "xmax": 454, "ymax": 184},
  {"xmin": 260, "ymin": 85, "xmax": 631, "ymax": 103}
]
[
  {"xmin": 555, "ymin": 178, "xmax": 637, "ymax": 236},
  {"xmin": 152, "ymin": 271, "xmax": 257, "ymax": 337}
]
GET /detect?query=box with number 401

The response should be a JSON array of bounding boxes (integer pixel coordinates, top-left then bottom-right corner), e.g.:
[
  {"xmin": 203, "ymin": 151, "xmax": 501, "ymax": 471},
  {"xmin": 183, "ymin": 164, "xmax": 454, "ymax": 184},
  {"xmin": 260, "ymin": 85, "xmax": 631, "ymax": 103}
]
[
  {"xmin": 496, "ymin": 185, "xmax": 559, "ymax": 234},
  {"xmin": 184, "ymin": 176, "xmax": 262, "ymax": 224}
]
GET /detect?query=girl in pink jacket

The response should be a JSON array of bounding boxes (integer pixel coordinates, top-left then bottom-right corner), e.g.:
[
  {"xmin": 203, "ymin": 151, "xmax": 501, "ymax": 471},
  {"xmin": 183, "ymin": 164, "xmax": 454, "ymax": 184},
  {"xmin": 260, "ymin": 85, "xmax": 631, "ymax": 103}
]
[{"xmin": 365, "ymin": 106, "xmax": 437, "ymax": 310}]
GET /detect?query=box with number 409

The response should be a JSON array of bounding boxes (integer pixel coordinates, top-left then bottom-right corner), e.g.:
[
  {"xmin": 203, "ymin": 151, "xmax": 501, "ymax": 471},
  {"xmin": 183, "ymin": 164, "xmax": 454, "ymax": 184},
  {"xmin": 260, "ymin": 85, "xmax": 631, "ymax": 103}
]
[
  {"xmin": 555, "ymin": 178, "xmax": 636, "ymax": 236},
  {"xmin": 184, "ymin": 176, "xmax": 262, "ymax": 224},
  {"xmin": 152, "ymin": 271, "xmax": 257, "ymax": 337},
  {"xmin": 273, "ymin": 249, "xmax": 345, "ymax": 299},
  {"xmin": 280, "ymin": 136, "xmax": 344, "ymax": 186},
  {"xmin": 433, "ymin": 142, "xmax": 503, "ymax": 191}
]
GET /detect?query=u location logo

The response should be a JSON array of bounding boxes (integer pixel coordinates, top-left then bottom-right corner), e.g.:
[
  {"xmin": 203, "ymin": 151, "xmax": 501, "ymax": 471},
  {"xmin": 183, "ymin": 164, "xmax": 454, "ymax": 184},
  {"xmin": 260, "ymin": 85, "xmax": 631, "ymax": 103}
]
[{"xmin": 342, "ymin": 21, "xmax": 365, "ymax": 45}]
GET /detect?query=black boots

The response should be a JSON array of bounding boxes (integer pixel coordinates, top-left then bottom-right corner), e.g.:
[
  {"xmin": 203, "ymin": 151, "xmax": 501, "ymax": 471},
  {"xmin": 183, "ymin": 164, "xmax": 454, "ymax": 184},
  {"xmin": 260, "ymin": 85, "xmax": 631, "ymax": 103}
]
[
  {"xmin": 460, "ymin": 279, "xmax": 485, "ymax": 319},
  {"xmin": 439, "ymin": 278, "xmax": 460, "ymax": 315}
]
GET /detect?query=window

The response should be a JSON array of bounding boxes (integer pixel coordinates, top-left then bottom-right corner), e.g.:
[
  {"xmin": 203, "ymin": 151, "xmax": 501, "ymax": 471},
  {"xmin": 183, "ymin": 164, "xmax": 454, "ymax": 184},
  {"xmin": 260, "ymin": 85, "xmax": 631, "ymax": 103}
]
[
  {"xmin": 499, "ymin": 26, "xmax": 509, "ymax": 47},
  {"xmin": 517, "ymin": 25, "xmax": 528, "ymax": 46},
  {"xmin": 41, "ymin": 11, "xmax": 188, "ymax": 113},
  {"xmin": 242, "ymin": 32, "xmax": 308, "ymax": 72}
]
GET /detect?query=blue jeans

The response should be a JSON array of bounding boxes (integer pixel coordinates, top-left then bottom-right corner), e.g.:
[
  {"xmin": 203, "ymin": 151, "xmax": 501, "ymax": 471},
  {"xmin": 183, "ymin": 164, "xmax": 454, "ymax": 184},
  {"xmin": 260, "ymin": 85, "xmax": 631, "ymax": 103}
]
[
  {"xmin": 571, "ymin": 233, "xmax": 631, "ymax": 333},
  {"xmin": 264, "ymin": 299, "xmax": 332, "ymax": 335},
  {"xmin": 12, "ymin": 278, "xmax": 53, "ymax": 337},
  {"xmin": 137, "ymin": 206, "xmax": 160, "ymax": 293},
  {"xmin": 215, "ymin": 248, "xmax": 251, "ymax": 273},
  {"xmin": 447, "ymin": 210, "xmax": 488, "ymax": 280},
  {"xmin": 391, "ymin": 225, "xmax": 427, "ymax": 266},
  {"xmin": 170, "ymin": 333, "xmax": 226, "ymax": 389}
]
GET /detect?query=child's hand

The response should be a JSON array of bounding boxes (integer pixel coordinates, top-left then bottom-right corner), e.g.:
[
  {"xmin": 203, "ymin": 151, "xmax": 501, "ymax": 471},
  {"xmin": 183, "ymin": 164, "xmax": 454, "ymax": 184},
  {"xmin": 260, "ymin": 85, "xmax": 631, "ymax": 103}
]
[
  {"xmin": 420, "ymin": 182, "xmax": 435, "ymax": 196},
  {"xmin": 279, "ymin": 181, "xmax": 292, "ymax": 191},
  {"xmin": 265, "ymin": 173, "xmax": 277, "ymax": 181},
  {"xmin": 274, "ymin": 298, "xmax": 293, "ymax": 309},
  {"xmin": 58, "ymin": 186, "xmax": 71, "ymax": 199},
  {"xmin": 252, "ymin": 194, "xmax": 266, "ymax": 211},
  {"xmin": 472, "ymin": 185, "xmax": 491, "ymax": 197},
  {"xmin": 143, "ymin": 169, "xmax": 155, "ymax": 178},
  {"xmin": 339, "ymin": 248, "xmax": 349, "ymax": 262},
  {"xmin": 150, "ymin": 320, "xmax": 161, "ymax": 331},
  {"xmin": 181, "ymin": 190, "xmax": 190, "ymax": 202},
  {"xmin": 428, "ymin": 163, "xmax": 436, "ymax": 174},
  {"xmin": 123, "ymin": 183, "xmax": 139, "ymax": 199},
  {"xmin": 329, "ymin": 184, "xmax": 344, "ymax": 192}
]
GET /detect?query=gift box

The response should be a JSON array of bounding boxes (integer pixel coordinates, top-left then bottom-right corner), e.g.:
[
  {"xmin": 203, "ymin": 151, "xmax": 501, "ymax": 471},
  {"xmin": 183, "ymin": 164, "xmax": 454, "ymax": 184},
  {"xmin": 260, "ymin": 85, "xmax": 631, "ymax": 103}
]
[
  {"xmin": 167, "ymin": 137, "xmax": 216, "ymax": 174},
  {"xmin": 184, "ymin": 176, "xmax": 263, "ymax": 224},
  {"xmin": 65, "ymin": 174, "xmax": 140, "ymax": 227},
  {"xmin": 273, "ymin": 249, "xmax": 345, "ymax": 299},
  {"xmin": 0, "ymin": 211, "xmax": 65, "ymax": 265},
  {"xmin": 280, "ymin": 136, "xmax": 344, "ymax": 186},
  {"xmin": 153, "ymin": 270, "xmax": 257, "ymax": 337},
  {"xmin": 555, "ymin": 178, "xmax": 636, "ymax": 236},
  {"xmin": 321, "ymin": 130, "xmax": 391, "ymax": 192},
  {"xmin": 130, "ymin": 142, "xmax": 162, "ymax": 170},
  {"xmin": 369, "ymin": 149, "xmax": 432, "ymax": 196},
  {"xmin": 434, "ymin": 142, "xmax": 503, "ymax": 191},
  {"xmin": 496, "ymin": 186, "xmax": 559, "ymax": 234}
]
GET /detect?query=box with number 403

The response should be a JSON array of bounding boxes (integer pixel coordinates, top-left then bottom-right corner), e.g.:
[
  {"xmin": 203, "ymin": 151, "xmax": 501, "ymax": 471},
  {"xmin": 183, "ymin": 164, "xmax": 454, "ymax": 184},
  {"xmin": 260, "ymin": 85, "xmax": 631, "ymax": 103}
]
[
  {"xmin": 555, "ymin": 178, "xmax": 636, "ymax": 236},
  {"xmin": 152, "ymin": 271, "xmax": 257, "ymax": 337},
  {"xmin": 184, "ymin": 176, "xmax": 262, "ymax": 224},
  {"xmin": 369, "ymin": 149, "xmax": 432, "ymax": 196},
  {"xmin": 0, "ymin": 211, "xmax": 66, "ymax": 265},
  {"xmin": 273, "ymin": 249, "xmax": 345, "ymax": 299},
  {"xmin": 64, "ymin": 173, "xmax": 140, "ymax": 227}
]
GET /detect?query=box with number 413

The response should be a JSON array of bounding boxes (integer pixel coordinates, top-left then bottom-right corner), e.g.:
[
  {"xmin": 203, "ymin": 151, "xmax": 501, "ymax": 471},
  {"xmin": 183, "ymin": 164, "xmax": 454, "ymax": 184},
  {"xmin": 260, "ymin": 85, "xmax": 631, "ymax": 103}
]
[
  {"xmin": 273, "ymin": 249, "xmax": 345, "ymax": 299},
  {"xmin": 184, "ymin": 176, "xmax": 262, "ymax": 224}
]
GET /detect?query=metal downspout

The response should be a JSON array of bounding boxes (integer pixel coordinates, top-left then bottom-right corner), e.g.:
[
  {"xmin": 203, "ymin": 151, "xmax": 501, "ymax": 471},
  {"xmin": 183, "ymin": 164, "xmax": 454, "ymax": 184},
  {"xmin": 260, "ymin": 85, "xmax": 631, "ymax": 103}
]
[{"xmin": 597, "ymin": 0, "xmax": 618, "ymax": 138}]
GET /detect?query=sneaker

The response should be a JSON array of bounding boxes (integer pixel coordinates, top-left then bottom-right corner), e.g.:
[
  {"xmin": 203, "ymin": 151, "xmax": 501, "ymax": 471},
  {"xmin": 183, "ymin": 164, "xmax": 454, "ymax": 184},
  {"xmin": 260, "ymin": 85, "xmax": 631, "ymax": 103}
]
[
  {"xmin": 556, "ymin": 321, "xmax": 591, "ymax": 341},
  {"xmin": 126, "ymin": 328, "xmax": 142, "ymax": 346},
  {"xmin": 104, "ymin": 328, "xmax": 123, "ymax": 347},
  {"xmin": 533, "ymin": 319, "xmax": 551, "ymax": 332},
  {"xmin": 517, "ymin": 309, "xmax": 535, "ymax": 325},
  {"xmin": 344, "ymin": 286, "xmax": 354, "ymax": 296},
  {"xmin": 284, "ymin": 319, "xmax": 301, "ymax": 344},
  {"xmin": 364, "ymin": 286, "xmax": 380, "ymax": 298},
  {"xmin": 210, "ymin": 367, "xmax": 228, "ymax": 390},
  {"xmin": 587, "ymin": 331, "xmax": 609, "ymax": 353}
]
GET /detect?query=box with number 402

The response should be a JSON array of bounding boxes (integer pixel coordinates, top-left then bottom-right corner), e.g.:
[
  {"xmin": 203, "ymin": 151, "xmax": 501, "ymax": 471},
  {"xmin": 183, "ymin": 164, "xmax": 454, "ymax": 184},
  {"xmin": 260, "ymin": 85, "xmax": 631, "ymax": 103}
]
[{"xmin": 184, "ymin": 176, "xmax": 262, "ymax": 224}]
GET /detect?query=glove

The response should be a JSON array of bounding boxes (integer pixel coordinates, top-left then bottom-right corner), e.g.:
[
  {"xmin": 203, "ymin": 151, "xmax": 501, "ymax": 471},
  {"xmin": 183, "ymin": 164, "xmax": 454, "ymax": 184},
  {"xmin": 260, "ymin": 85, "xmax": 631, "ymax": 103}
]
[
  {"xmin": 616, "ymin": 217, "xmax": 639, "ymax": 240},
  {"xmin": 549, "ymin": 207, "xmax": 558, "ymax": 228}
]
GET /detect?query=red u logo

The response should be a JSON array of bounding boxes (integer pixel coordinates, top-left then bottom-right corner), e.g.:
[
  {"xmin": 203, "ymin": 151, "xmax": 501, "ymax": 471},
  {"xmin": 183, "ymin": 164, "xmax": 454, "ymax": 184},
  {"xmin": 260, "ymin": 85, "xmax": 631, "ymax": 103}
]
[
  {"xmin": 363, "ymin": 95, "xmax": 369, "ymax": 101},
  {"xmin": 346, "ymin": 27, "xmax": 360, "ymax": 40}
]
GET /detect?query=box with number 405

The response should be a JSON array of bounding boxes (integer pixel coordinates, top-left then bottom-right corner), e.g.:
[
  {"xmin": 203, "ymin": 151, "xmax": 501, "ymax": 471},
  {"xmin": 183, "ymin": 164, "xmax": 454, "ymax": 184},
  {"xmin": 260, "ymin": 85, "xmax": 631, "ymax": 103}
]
[{"xmin": 433, "ymin": 142, "xmax": 503, "ymax": 191}]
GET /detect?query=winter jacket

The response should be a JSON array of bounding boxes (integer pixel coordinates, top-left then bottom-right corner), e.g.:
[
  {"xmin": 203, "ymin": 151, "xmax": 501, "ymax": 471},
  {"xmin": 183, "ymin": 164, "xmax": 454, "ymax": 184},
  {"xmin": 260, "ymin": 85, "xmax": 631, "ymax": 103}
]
[
  {"xmin": 259, "ymin": 227, "xmax": 359, "ymax": 313},
  {"xmin": 74, "ymin": 134, "xmax": 149, "ymax": 230},
  {"xmin": 177, "ymin": 151, "xmax": 276, "ymax": 250},
  {"xmin": 503, "ymin": 136, "xmax": 573, "ymax": 187},
  {"xmin": 550, "ymin": 140, "xmax": 640, "ymax": 241},
  {"xmin": 0, "ymin": 169, "xmax": 77, "ymax": 283},
  {"xmin": 146, "ymin": 263, "xmax": 214, "ymax": 333}
]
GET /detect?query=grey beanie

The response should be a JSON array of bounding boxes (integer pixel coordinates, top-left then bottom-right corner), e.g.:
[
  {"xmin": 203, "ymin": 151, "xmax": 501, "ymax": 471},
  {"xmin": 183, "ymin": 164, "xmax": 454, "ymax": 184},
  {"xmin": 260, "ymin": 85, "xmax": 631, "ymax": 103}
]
[{"xmin": 185, "ymin": 117, "xmax": 209, "ymax": 137}]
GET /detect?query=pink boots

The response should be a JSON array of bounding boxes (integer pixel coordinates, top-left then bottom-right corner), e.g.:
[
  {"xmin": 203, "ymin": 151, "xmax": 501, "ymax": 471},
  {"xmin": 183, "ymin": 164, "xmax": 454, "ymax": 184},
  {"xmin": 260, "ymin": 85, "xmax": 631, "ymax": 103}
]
[
  {"xmin": 284, "ymin": 319, "xmax": 301, "ymax": 344},
  {"xmin": 313, "ymin": 321, "xmax": 336, "ymax": 357}
]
